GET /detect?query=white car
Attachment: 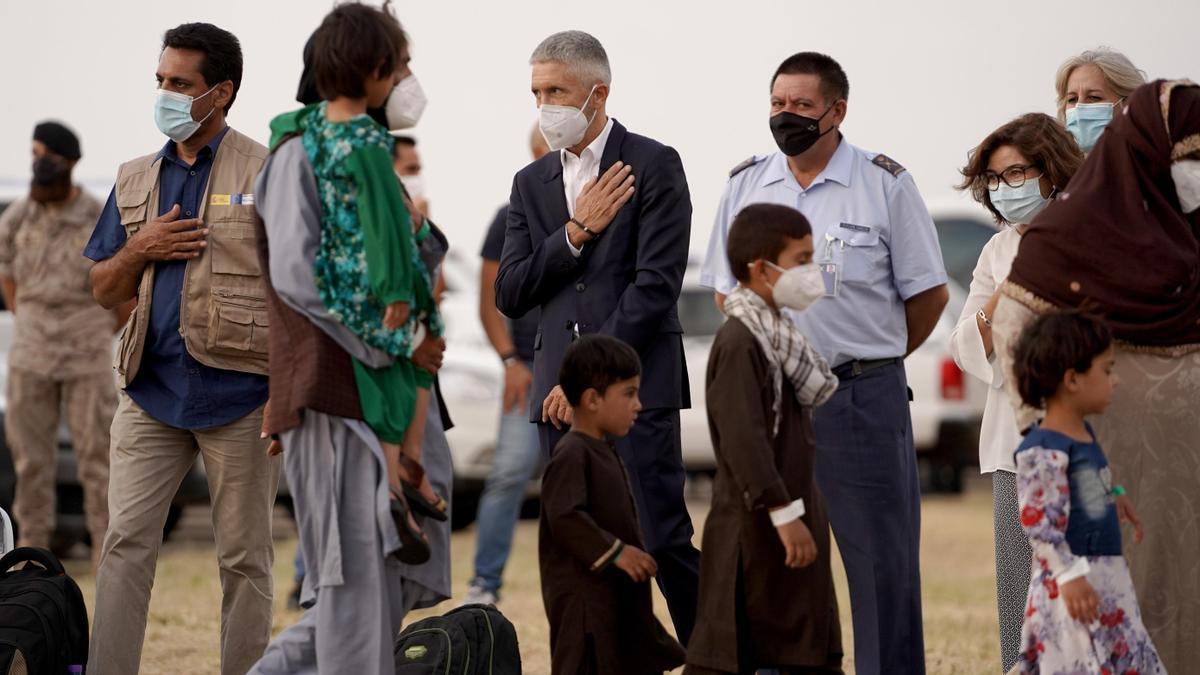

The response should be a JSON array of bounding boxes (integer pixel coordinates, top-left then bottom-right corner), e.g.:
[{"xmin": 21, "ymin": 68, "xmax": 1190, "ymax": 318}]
[{"xmin": 440, "ymin": 214, "xmax": 996, "ymax": 526}]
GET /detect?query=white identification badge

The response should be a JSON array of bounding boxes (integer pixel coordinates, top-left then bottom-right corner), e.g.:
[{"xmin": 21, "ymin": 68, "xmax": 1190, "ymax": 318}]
[{"xmin": 820, "ymin": 234, "xmax": 843, "ymax": 298}]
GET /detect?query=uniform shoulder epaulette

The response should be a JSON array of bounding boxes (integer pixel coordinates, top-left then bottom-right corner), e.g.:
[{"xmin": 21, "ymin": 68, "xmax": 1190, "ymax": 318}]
[
  {"xmin": 728, "ymin": 155, "xmax": 763, "ymax": 178},
  {"xmin": 871, "ymin": 153, "xmax": 906, "ymax": 177}
]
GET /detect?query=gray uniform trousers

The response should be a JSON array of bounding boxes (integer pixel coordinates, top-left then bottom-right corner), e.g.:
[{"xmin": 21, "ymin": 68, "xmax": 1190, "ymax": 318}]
[{"xmin": 813, "ymin": 362, "xmax": 925, "ymax": 675}]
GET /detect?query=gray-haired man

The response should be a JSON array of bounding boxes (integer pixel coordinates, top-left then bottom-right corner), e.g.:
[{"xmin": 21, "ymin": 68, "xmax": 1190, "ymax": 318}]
[{"xmin": 495, "ymin": 29, "xmax": 700, "ymax": 644}]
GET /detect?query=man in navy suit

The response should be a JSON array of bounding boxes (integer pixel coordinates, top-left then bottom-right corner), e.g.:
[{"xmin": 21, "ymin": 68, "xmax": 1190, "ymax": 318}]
[{"xmin": 495, "ymin": 30, "xmax": 699, "ymax": 645}]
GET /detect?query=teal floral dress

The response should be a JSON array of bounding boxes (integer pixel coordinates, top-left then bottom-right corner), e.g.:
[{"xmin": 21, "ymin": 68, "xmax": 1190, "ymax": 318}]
[{"xmin": 270, "ymin": 102, "xmax": 442, "ymax": 442}]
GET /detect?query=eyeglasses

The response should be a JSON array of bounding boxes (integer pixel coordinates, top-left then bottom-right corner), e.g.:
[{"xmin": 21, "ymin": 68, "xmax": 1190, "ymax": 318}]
[{"xmin": 985, "ymin": 165, "xmax": 1042, "ymax": 191}]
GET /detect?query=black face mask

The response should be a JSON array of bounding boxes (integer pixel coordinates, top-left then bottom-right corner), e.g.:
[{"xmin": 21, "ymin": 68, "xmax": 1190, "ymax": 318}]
[
  {"xmin": 30, "ymin": 156, "xmax": 72, "ymax": 204},
  {"xmin": 32, "ymin": 156, "xmax": 69, "ymax": 186},
  {"xmin": 769, "ymin": 104, "xmax": 836, "ymax": 157}
]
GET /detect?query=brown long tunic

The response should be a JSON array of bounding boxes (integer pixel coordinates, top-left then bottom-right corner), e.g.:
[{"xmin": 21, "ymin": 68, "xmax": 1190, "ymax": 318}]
[
  {"xmin": 687, "ymin": 318, "xmax": 843, "ymax": 673},
  {"xmin": 539, "ymin": 431, "xmax": 686, "ymax": 675}
]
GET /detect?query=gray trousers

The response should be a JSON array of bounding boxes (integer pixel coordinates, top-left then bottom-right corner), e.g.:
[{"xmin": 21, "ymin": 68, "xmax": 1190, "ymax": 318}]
[
  {"xmin": 248, "ymin": 411, "xmax": 407, "ymax": 675},
  {"xmin": 813, "ymin": 362, "xmax": 924, "ymax": 675},
  {"xmin": 991, "ymin": 471, "xmax": 1031, "ymax": 672}
]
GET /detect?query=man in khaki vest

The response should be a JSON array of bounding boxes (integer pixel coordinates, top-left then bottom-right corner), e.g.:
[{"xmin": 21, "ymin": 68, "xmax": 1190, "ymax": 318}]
[
  {"xmin": 82, "ymin": 23, "xmax": 279, "ymax": 675},
  {"xmin": 0, "ymin": 121, "xmax": 126, "ymax": 566}
]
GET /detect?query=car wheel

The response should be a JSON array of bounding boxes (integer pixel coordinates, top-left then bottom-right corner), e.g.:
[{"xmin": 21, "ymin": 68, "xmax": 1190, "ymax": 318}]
[
  {"xmin": 518, "ymin": 497, "xmax": 540, "ymax": 521},
  {"xmin": 162, "ymin": 504, "xmax": 185, "ymax": 542},
  {"xmin": 277, "ymin": 494, "xmax": 297, "ymax": 521},
  {"xmin": 49, "ymin": 529, "xmax": 84, "ymax": 559},
  {"xmin": 450, "ymin": 491, "xmax": 479, "ymax": 532}
]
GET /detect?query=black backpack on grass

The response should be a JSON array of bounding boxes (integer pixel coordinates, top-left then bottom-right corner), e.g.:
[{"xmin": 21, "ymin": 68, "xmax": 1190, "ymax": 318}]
[
  {"xmin": 0, "ymin": 547, "xmax": 89, "ymax": 675},
  {"xmin": 394, "ymin": 603, "xmax": 520, "ymax": 675}
]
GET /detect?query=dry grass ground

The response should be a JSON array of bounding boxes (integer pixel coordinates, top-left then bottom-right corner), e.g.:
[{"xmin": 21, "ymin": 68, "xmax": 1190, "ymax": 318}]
[{"xmin": 64, "ymin": 478, "xmax": 1000, "ymax": 674}]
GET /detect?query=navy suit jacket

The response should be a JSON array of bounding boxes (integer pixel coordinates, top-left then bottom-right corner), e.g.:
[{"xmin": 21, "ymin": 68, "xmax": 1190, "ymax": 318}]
[{"xmin": 496, "ymin": 119, "xmax": 692, "ymax": 421}]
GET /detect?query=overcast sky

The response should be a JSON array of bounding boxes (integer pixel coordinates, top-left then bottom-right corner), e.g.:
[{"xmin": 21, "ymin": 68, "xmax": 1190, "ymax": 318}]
[{"xmin": 1, "ymin": 0, "xmax": 1197, "ymax": 256}]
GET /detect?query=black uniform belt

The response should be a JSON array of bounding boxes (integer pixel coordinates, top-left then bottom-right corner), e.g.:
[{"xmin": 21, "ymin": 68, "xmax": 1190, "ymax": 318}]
[{"xmin": 832, "ymin": 357, "xmax": 902, "ymax": 380}]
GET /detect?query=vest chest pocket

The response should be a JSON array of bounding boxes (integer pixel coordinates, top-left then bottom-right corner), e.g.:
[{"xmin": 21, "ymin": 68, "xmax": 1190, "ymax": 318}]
[
  {"xmin": 208, "ymin": 297, "xmax": 269, "ymax": 356},
  {"xmin": 117, "ymin": 189, "xmax": 151, "ymax": 232},
  {"xmin": 209, "ymin": 216, "xmax": 262, "ymax": 277}
]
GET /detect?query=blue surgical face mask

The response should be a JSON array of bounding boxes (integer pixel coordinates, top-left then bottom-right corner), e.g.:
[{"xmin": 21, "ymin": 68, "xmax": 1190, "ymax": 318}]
[
  {"xmin": 990, "ymin": 176, "xmax": 1050, "ymax": 225},
  {"xmin": 154, "ymin": 85, "xmax": 218, "ymax": 143},
  {"xmin": 1065, "ymin": 102, "xmax": 1115, "ymax": 153}
]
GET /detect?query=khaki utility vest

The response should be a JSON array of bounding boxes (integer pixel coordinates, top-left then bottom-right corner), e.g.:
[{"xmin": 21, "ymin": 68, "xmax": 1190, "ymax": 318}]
[{"xmin": 112, "ymin": 127, "xmax": 269, "ymax": 388}]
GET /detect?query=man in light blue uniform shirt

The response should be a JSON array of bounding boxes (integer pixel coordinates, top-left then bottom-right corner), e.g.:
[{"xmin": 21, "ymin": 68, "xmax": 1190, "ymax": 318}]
[{"xmin": 701, "ymin": 52, "xmax": 948, "ymax": 675}]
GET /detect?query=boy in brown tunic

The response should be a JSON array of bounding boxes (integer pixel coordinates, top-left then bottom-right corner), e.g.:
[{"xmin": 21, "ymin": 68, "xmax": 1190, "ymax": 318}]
[
  {"xmin": 687, "ymin": 204, "xmax": 844, "ymax": 675},
  {"xmin": 539, "ymin": 335, "xmax": 686, "ymax": 675}
]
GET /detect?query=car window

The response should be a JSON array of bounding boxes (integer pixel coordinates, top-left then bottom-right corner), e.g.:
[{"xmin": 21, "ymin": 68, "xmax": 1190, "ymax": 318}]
[
  {"xmin": 678, "ymin": 288, "xmax": 725, "ymax": 339},
  {"xmin": 935, "ymin": 217, "xmax": 996, "ymax": 291}
]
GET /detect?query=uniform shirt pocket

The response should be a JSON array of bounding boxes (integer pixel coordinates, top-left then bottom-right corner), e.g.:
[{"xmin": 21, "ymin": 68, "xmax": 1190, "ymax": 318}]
[{"xmin": 836, "ymin": 227, "xmax": 884, "ymax": 284}]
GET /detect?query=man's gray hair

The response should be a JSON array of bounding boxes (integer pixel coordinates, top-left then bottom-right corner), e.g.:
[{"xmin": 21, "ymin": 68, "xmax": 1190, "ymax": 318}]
[{"xmin": 530, "ymin": 30, "xmax": 611, "ymax": 86}]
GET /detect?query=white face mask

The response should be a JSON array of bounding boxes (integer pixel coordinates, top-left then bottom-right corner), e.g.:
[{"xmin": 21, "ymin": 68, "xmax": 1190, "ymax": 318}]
[
  {"xmin": 538, "ymin": 85, "xmax": 597, "ymax": 151},
  {"xmin": 990, "ymin": 177, "xmax": 1050, "ymax": 225},
  {"xmin": 386, "ymin": 75, "xmax": 427, "ymax": 131},
  {"xmin": 154, "ymin": 85, "xmax": 218, "ymax": 143},
  {"xmin": 398, "ymin": 173, "xmax": 426, "ymax": 201},
  {"xmin": 1171, "ymin": 159, "xmax": 1200, "ymax": 213},
  {"xmin": 764, "ymin": 261, "xmax": 824, "ymax": 312}
]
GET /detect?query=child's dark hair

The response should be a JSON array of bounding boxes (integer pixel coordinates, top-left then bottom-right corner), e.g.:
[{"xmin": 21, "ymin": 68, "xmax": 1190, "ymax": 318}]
[
  {"xmin": 726, "ymin": 204, "xmax": 813, "ymax": 282},
  {"xmin": 310, "ymin": 1, "xmax": 407, "ymax": 101},
  {"xmin": 558, "ymin": 335, "xmax": 641, "ymax": 406},
  {"xmin": 1012, "ymin": 309, "xmax": 1113, "ymax": 409}
]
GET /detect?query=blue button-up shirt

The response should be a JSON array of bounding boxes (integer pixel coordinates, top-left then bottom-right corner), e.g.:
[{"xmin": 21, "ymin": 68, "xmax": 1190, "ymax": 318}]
[
  {"xmin": 83, "ymin": 127, "xmax": 269, "ymax": 429},
  {"xmin": 701, "ymin": 138, "xmax": 948, "ymax": 367}
]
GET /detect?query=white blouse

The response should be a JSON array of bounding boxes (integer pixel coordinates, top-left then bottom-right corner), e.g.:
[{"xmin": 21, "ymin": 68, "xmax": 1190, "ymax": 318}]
[{"xmin": 948, "ymin": 226, "xmax": 1023, "ymax": 473}]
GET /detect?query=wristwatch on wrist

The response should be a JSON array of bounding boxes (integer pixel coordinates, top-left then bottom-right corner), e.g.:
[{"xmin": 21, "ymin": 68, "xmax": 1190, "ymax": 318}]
[{"xmin": 500, "ymin": 351, "xmax": 519, "ymax": 367}]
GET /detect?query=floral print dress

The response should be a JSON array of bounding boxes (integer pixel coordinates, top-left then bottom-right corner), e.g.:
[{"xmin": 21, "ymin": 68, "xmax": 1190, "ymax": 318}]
[
  {"xmin": 1013, "ymin": 427, "xmax": 1165, "ymax": 674},
  {"xmin": 269, "ymin": 102, "xmax": 442, "ymax": 443},
  {"xmin": 300, "ymin": 102, "xmax": 441, "ymax": 358}
]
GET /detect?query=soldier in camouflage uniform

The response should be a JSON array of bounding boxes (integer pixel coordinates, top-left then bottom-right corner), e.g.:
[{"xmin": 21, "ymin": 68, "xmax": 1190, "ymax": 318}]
[{"xmin": 0, "ymin": 121, "xmax": 126, "ymax": 563}]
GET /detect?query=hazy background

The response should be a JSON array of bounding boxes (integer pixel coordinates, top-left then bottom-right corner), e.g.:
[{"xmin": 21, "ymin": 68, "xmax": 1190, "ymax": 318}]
[{"xmin": 1, "ymin": 0, "xmax": 1197, "ymax": 257}]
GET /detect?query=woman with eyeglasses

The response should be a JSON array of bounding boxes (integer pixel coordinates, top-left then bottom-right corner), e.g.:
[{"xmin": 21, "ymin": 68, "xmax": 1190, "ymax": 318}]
[
  {"xmin": 950, "ymin": 112, "xmax": 1084, "ymax": 672},
  {"xmin": 1056, "ymin": 47, "xmax": 1146, "ymax": 152}
]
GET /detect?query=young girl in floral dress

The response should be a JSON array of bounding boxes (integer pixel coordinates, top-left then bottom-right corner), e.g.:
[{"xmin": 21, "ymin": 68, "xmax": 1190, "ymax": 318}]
[
  {"xmin": 268, "ymin": 2, "xmax": 445, "ymax": 560},
  {"xmin": 1009, "ymin": 310, "xmax": 1164, "ymax": 674}
]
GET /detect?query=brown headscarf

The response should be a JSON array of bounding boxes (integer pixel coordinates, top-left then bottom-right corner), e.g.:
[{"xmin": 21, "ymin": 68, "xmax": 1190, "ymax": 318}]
[{"xmin": 1005, "ymin": 79, "xmax": 1200, "ymax": 353}]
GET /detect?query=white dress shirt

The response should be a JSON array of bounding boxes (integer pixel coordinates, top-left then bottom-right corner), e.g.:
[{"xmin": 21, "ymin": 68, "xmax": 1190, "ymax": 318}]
[
  {"xmin": 948, "ymin": 225, "xmax": 1023, "ymax": 473},
  {"xmin": 563, "ymin": 117, "xmax": 615, "ymax": 257}
]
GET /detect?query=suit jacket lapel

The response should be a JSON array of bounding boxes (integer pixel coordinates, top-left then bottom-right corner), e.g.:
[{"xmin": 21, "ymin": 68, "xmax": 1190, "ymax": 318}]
[
  {"xmin": 598, "ymin": 118, "xmax": 626, "ymax": 176},
  {"xmin": 538, "ymin": 153, "xmax": 570, "ymax": 237},
  {"xmin": 534, "ymin": 119, "xmax": 627, "ymax": 238}
]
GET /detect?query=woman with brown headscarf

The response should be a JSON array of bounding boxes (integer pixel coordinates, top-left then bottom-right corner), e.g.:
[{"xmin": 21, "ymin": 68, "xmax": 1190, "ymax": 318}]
[{"xmin": 992, "ymin": 79, "xmax": 1200, "ymax": 671}]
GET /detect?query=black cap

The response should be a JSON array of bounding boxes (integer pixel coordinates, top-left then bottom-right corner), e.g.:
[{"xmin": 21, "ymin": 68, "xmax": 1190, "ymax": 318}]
[{"xmin": 32, "ymin": 121, "xmax": 81, "ymax": 161}]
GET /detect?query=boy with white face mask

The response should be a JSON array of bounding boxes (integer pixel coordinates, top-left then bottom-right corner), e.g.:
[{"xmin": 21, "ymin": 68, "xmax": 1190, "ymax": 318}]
[{"xmin": 686, "ymin": 203, "xmax": 842, "ymax": 675}]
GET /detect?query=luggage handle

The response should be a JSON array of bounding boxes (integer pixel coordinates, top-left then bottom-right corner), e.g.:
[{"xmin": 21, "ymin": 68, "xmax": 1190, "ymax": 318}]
[{"xmin": 0, "ymin": 547, "xmax": 66, "ymax": 576}]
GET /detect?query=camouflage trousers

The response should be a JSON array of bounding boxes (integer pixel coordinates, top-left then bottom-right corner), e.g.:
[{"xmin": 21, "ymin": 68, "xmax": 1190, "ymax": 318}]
[{"xmin": 5, "ymin": 367, "xmax": 116, "ymax": 553}]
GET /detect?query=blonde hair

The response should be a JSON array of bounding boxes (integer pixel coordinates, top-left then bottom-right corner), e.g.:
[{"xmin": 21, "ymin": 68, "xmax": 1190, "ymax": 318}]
[{"xmin": 1055, "ymin": 47, "xmax": 1147, "ymax": 121}]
